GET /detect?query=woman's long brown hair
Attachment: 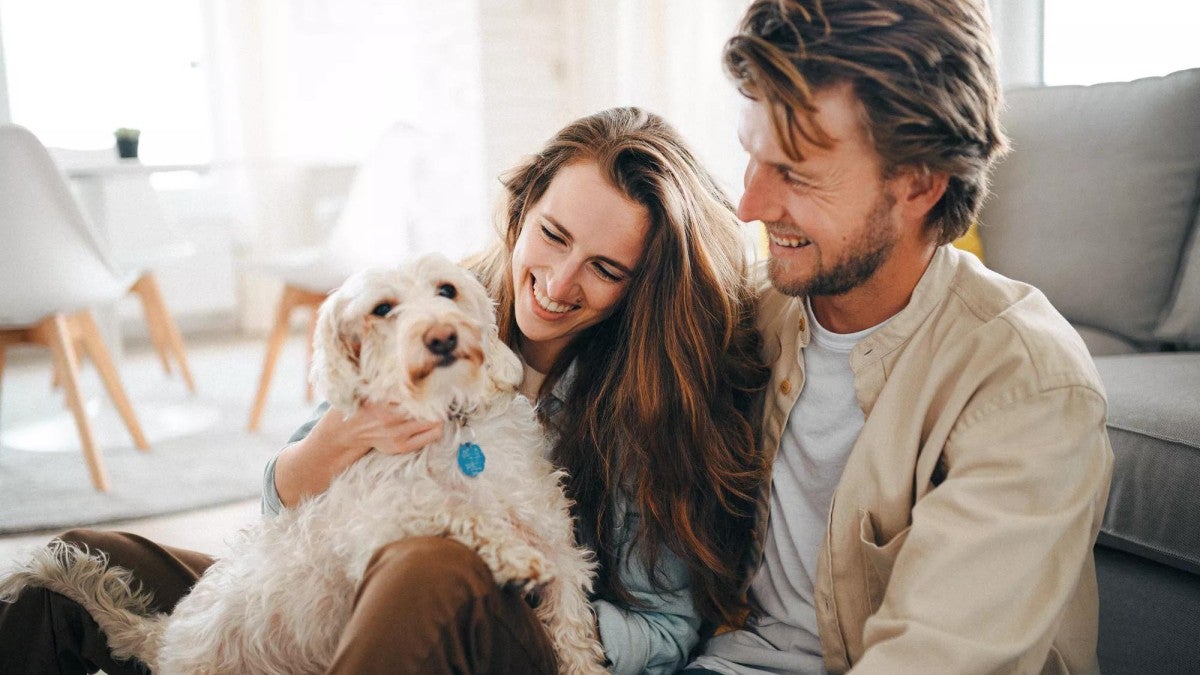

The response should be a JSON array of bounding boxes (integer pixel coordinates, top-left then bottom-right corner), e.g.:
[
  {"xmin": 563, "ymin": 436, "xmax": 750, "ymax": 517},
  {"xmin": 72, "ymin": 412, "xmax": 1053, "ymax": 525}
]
[{"xmin": 471, "ymin": 107, "xmax": 769, "ymax": 626}]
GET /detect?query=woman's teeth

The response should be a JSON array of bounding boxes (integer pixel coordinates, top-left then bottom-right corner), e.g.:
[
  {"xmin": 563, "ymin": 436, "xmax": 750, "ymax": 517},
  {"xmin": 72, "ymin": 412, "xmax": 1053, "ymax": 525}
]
[
  {"xmin": 533, "ymin": 284, "xmax": 577, "ymax": 314},
  {"xmin": 770, "ymin": 233, "xmax": 811, "ymax": 248}
]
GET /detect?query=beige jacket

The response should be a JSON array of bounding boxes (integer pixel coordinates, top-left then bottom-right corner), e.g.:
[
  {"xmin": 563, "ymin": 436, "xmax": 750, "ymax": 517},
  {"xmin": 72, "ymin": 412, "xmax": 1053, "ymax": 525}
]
[{"xmin": 752, "ymin": 245, "xmax": 1113, "ymax": 674}]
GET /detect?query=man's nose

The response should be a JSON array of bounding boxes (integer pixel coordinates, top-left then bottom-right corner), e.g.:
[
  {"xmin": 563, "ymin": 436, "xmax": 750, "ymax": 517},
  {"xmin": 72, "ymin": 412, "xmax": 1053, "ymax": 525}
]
[{"xmin": 738, "ymin": 160, "xmax": 783, "ymax": 224}]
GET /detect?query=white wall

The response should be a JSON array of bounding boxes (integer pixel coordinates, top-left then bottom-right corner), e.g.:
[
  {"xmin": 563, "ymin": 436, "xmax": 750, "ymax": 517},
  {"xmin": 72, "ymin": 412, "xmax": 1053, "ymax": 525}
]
[
  {"xmin": 478, "ymin": 0, "xmax": 573, "ymax": 205},
  {"xmin": 561, "ymin": 0, "xmax": 749, "ymax": 200},
  {"xmin": 477, "ymin": 0, "xmax": 1049, "ymax": 203},
  {"xmin": 478, "ymin": 0, "xmax": 750, "ymax": 204}
]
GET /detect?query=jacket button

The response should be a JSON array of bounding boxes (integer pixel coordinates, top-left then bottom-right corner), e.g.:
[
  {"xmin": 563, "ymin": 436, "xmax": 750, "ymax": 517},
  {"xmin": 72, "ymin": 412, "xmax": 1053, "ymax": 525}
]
[
  {"xmin": 798, "ymin": 316, "xmax": 807, "ymax": 332},
  {"xmin": 780, "ymin": 380, "xmax": 792, "ymax": 395}
]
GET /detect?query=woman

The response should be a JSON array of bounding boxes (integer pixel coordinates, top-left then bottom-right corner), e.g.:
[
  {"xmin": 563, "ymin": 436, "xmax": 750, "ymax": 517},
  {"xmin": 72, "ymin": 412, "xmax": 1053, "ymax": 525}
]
[{"xmin": 0, "ymin": 108, "xmax": 769, "ymax": 675}]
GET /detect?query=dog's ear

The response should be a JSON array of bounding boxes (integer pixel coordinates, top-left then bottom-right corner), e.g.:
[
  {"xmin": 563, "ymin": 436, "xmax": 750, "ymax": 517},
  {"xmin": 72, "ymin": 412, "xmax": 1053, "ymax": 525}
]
[
  {"xmin": 484, "ymin": 326, "xmax": 524, "ymax": 394},
  {"xmin": 311, "ymin": 285, "xmax": 362, "ymax": 412}
]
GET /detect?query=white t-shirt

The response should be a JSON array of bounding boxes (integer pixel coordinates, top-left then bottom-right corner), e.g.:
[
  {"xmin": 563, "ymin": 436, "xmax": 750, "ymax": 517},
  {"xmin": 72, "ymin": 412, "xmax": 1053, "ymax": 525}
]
[
  {"xmin": 691, "ymin": 299, "xmax": 887, "ymax": 674},
  {"xmin": 519, "ymin": 361, "xmax": 547, "ymax": 402}
]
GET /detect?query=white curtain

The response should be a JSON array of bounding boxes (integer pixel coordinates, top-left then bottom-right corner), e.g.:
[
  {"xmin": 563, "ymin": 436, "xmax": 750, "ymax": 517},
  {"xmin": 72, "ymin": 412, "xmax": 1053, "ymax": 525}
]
[{"xmin": 989, "ymin": 0, "xmax": 1045, "ymax": 88}]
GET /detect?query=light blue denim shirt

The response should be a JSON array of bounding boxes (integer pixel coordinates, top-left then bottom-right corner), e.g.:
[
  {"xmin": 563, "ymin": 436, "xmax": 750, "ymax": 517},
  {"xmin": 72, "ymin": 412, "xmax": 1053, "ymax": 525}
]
[{"xmin": 261, "ymin": 365, "xmax": 703, "ymax": 674}]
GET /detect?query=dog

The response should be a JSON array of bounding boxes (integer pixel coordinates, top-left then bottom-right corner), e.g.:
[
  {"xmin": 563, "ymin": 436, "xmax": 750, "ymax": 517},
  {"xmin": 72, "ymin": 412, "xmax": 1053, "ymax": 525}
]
[{"xmin": 0, "ymin": 253, "xmax": 608, "ymax": 674}]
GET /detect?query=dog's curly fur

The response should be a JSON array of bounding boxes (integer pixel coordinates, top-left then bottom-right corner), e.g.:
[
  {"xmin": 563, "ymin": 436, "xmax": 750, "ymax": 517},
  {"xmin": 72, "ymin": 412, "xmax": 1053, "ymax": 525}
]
[{"xmin": 0, "ymin": 254, "xmax": 607, "ymax": 674}]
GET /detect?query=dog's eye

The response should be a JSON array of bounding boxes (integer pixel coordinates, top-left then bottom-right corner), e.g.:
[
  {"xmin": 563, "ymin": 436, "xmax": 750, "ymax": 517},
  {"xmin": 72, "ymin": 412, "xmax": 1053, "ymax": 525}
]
[
  {"xmin": 370, "ymin": 302, "xmax": 393, "ymax": 317},
  {"xmin": 437, "ymin": 283, "xmax": 457, "ymax": 300}
]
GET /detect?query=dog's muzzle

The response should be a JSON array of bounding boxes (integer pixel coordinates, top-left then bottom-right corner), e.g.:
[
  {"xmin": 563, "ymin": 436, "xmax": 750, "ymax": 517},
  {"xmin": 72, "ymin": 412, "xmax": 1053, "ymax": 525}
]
[{"xmin": 424, "ymin": 324, "xmax": 459, "ymax": 367}]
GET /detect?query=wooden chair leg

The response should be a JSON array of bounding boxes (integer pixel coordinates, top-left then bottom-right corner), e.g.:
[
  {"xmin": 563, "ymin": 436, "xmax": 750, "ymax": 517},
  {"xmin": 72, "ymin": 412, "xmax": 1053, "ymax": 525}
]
[
  {"xmin": 132, "ymin": 272, "xmax": 196, "ymax": 392},
  {"xmin": 73, "ymin": 311, "xmax": 150, "ymax": 451},
  {"xmin": 37, "ymin": 315, "xmax": 111, "ymax": 492},
  {"xmin": 131, "ymin": 274, "xmax": 174, "ymax": 376},
  {"xmin": 248, "ymin": 287, "xmax": 299, "ymax": 432}
]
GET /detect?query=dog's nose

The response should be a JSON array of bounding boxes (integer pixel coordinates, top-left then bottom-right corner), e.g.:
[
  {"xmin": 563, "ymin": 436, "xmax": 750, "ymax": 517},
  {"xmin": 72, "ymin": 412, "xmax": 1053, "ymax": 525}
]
[{"xmin": 424, "ymin": 324, "xmax": 458, "ymax": 356}]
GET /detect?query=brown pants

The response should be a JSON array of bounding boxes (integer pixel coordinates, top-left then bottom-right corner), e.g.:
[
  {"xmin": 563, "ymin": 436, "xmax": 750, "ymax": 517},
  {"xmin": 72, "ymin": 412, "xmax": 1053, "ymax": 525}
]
[{"xmin": 0, "ymin": 529, "xmax": 557, "ymax": 674}]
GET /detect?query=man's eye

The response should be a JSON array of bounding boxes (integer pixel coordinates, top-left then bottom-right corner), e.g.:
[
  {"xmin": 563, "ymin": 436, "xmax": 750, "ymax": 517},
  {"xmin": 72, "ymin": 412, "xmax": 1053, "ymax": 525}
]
[
  {"xmin": 371, "ymin": 302, "xmax": 393, "ymax": 317},
  {"xmin": 437, "ymin": 283, "xmax": 457, "ymax": 299},
  {"xmin": 782, "ymin": 169, "xmax": 809, "ymax": 188}
]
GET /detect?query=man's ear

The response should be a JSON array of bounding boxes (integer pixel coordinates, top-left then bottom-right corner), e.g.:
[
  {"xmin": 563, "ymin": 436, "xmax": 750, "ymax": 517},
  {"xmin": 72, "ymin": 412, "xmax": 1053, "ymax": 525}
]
[
  {"xmin": 310, "ymin": 288, "xmax": 362, "ymax": 412},
  {"xmin": 892, "ymin": 166, "xmax": 949, "ymax": 233}
]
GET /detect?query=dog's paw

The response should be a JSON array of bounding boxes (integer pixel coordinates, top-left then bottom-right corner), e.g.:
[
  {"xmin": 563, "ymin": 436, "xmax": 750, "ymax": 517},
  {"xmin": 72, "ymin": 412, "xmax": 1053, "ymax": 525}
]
[{"xmin": 488, "ymin": 546, "xmax": 557, "ymax": 592}]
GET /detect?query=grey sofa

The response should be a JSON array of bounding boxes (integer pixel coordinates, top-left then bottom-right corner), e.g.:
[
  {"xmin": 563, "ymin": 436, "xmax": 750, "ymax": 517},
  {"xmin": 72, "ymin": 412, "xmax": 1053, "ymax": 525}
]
[{"xmin": 978, "ymin": 67, "xmax": 1200, "ymax": 674}]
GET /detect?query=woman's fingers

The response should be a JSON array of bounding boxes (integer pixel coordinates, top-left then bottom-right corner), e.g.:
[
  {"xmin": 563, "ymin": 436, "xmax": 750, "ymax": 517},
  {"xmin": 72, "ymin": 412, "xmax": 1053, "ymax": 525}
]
[
  {"xmin": 342, "ymin": 402, "xmax": 443, "ymax": 455},
  {"xmin": 376, "ymin": 420, "xmax": 443, "ymax": 455}
]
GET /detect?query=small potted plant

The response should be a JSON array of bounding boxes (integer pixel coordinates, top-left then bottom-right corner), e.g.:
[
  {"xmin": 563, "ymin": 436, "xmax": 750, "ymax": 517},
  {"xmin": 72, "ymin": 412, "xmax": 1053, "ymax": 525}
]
[{"xmin": 114, "ymin": 127, "xmax": 141, "ymax": 158}]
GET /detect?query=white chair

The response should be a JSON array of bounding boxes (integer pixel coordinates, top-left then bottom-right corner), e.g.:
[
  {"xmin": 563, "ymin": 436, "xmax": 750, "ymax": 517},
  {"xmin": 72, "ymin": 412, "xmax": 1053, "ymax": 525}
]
[
  {"xmin": 49, "ymin": 147, "xmax": 198, "ymax": 392},
  {"xmin": 245, "ymin": 122, "xmax": 489, "ymax": 430},
  {"xmin": 0, "ymin": 124, "xmax": 150, "ymax": 492}
]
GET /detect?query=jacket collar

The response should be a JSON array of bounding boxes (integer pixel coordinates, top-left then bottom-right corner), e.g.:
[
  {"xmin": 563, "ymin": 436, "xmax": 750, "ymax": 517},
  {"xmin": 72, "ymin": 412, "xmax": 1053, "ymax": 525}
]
[{"xmin": 849, "ymin": 244, "xmax": 961, "ymax": 372}]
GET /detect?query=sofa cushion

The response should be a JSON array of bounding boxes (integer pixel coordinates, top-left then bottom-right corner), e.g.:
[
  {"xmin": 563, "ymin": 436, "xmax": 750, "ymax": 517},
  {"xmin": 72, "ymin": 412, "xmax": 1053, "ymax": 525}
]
[
  {"xmin": 979, "ymin": 68, "xmax": 1200, "ymax": 347},
  {"xmin": 1155, "ymin": 206, "xmax": 1200, "ymax": 345},
  {"xmin": 1093, "ymin": 353, "xmax": 1200, "ymax": 575},
  {"xmin": 1073, "ymin": 324, "xmax": 1141, "ymax": 357}
]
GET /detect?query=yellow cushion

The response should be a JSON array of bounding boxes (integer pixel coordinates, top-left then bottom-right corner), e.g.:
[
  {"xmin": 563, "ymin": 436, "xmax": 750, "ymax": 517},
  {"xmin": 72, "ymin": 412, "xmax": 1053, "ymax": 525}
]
[
  {"xmin": 952, "ymin": 221, "xmax": 985, "ymax": 263},
  {"xmin": 752, "ymin": 220, "xmax": 769, "ymax": 258}
]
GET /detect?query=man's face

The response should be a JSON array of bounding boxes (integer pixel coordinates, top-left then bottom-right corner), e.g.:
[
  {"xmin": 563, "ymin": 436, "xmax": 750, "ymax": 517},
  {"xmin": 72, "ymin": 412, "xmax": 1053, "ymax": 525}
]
[{"xmin": 737, "ymin": 83, "xmax": 899, "ymax": 298}]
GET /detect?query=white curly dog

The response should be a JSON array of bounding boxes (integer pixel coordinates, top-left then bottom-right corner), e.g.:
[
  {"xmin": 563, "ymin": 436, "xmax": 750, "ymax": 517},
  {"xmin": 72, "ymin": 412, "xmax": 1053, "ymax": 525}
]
[{"xmin": 0, "ymin": 253, "xmax": 607, "ymax": 674}]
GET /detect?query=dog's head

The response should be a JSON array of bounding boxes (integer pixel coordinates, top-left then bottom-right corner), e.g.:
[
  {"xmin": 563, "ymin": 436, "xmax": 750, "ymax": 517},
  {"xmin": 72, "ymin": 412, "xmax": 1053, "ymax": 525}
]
[{"xmin": 311, "ymin": 253, "xmax": 524, "ymax": 421}]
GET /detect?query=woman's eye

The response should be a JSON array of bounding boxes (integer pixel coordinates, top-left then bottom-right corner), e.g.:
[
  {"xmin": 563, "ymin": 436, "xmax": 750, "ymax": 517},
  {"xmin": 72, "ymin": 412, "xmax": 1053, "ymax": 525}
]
[
  {"xmin": 371, "ymin": 302, "xmax": 393, "ymax": 317},
  {"xmin": 541, "ymin": 225, "xmax": 566, "ymax": 245},
  {"xmin": 593, "ymin": 264, "xmax": 622, "ymax": 282},
  {"xmin": 436, "ymin": 283, "xmax": 457, "ymax": 299}
]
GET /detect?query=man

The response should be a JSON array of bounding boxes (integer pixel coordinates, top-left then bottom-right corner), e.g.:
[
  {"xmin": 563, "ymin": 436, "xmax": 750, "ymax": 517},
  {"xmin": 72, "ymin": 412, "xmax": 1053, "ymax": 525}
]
[{"xmin": 687, "ymin": 1, "xmax": 1113, "ymax": 673}]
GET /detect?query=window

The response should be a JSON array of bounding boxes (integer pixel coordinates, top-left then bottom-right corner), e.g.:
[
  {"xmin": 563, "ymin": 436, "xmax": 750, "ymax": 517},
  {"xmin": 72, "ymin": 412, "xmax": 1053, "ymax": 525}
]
[
  {"xmin": 0, "ymin": 0, "xmax": 212, "ymax": 162},
  {"xmin": 1043, "ymin": 0, "xmax": 1200, "ymax": 86}
]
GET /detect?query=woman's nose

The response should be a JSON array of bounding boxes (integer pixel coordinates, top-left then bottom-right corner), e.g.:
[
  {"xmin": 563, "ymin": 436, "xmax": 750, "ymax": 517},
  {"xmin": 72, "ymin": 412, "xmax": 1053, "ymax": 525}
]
[{"xmin": 545, "ymin": 258, "xmax": 583, "ymax": 300}]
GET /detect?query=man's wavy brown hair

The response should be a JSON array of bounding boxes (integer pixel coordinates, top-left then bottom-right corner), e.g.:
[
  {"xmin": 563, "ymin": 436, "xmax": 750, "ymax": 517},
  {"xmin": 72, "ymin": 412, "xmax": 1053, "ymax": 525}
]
[
  {"xmin": 724, "ymin": 0, "xmax": 1010, "ymax": 244},
  {"xmin": 471, "ymin": 107, "xmax": 769, "ymax": 626}
]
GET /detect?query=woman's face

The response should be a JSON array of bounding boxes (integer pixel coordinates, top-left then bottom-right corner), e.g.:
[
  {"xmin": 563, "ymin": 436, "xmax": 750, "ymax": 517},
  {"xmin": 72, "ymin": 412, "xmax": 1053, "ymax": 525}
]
[{"xmin": 511, "ymin": 160, "xmax": 650, "ymax": 372}]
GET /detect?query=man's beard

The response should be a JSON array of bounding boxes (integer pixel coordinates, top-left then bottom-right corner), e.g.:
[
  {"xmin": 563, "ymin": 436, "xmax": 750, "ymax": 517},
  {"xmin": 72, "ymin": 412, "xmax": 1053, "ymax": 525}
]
[{"xmin": 768, "ymin": 193, "xmax": 897, "ymax": 298}]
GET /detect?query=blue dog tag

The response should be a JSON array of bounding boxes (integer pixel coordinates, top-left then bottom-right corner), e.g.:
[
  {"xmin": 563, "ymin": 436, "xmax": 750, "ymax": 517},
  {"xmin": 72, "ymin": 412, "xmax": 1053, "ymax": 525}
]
[{"xmin": 457, "ymin": 442, "xmax": 485, "ymax": 477}]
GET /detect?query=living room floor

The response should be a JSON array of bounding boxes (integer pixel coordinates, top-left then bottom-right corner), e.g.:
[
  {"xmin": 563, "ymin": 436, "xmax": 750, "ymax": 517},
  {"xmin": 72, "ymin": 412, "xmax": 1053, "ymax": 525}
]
[
  {"xmin": 0, "ymin": 498, "xmax": 260, "ymax": 564},
  {"xmin": 0, "ymin": 330, "xmax": 306, "ymax": 565}
]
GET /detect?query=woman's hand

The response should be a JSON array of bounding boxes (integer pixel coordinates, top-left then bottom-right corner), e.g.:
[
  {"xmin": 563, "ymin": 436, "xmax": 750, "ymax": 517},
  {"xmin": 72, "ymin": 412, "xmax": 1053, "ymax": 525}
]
[{"xmin": 273, "ymin": 402, "xmax": 443, "ymax": 508}]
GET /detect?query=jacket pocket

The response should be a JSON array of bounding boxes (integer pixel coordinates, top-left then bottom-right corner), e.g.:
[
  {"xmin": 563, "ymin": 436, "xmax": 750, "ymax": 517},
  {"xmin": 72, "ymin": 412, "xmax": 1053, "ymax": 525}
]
[{"xmin": 857, "ymin": 509, "xmax": 911, "ymax": 611}]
